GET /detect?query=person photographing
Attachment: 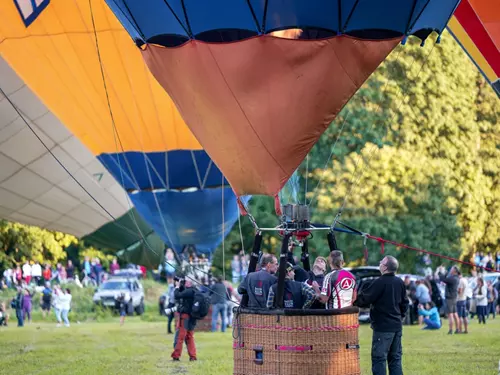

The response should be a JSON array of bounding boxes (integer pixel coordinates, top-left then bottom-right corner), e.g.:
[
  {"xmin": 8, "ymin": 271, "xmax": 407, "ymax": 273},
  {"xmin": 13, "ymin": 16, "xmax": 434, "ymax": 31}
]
[
  {"xmin": 354, "ymin": 256, "xmax": 409, "ymax": 375},
  {"xmin": 171, "ymin": 277, "xmax": 198, "ymax": 362}
]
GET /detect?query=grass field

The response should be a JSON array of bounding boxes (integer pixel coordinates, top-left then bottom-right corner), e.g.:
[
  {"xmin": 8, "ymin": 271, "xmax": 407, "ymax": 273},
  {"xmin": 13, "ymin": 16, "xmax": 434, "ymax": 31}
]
[{"xmin": 1, "ymin": 316, "xmax": 498, "ymax": 375}]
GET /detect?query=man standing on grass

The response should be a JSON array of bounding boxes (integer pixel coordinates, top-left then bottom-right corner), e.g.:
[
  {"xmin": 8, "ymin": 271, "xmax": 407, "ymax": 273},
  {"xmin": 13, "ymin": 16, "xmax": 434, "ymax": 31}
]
[
  {"xmin": 354, "ymin": 256, "xmax": 409, "ymax": 375},
  {"xmin": 171, "ymin": 278, "xmax": 197, "ymax": 362},
  {"xmin": 437, "ymin": 265, "xmax": 460, "ymax": 334},
  {"xmin": 456, "ymin": 270, "xmax": 469, "ymax": 334}
]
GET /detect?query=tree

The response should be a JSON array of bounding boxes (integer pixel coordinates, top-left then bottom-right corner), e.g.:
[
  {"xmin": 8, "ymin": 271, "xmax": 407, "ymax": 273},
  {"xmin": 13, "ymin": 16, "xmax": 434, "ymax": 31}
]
[{"xmin": 0, "ymin": 221, "xmax": 77, "ymax": 269}]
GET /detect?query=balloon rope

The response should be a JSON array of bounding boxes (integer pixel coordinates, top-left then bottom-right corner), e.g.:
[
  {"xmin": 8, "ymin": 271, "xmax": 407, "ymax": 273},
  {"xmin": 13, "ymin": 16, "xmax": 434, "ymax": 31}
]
[
  {"xmin": 238, "ymin": 201, "xmax": 245, "ymax": 254},
  {"xmin": 222, "ymin": 174, "xmax": 226, "ymax": 281},
  {"xmin": 304, "ymin": 154, "xmax": 309, "ymax": 204},
  {"xmin": 366, "ymin": 234, "xmax": 497, "ymax": 273}
]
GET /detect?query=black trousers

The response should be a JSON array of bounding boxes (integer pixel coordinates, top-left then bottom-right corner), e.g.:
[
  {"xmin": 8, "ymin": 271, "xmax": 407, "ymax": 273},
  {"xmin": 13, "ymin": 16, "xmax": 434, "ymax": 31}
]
[{"xmin": 371, "ymin": 330, "xmax": 403, "ymax": 375}]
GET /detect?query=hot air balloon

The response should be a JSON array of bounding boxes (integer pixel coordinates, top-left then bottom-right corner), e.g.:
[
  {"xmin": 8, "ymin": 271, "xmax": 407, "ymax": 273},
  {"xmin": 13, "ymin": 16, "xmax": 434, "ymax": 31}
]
[
  {"xmin": 103, "ymin": 0, "xmax": 462, "ymax": 204},
  {"xmin": 0, "ymin": 0, "xmax": 248, "ymax": 265},
  {"xmin": 447, "ymin": 0, "xmax": 500, "ymax": 97},
  {"xmin": 0, "ymin": 55, "xmax": 165, "ymax": 267}
]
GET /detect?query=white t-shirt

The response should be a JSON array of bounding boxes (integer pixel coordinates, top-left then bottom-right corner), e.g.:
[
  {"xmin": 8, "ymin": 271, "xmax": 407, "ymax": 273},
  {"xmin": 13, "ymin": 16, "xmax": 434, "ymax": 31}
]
[
  {"xmin": 22, "ymin": 264, "xmax": 31, "ymax": 277},
  {"xmin": 457, "ymin": 278, "xmax": 468, "ymax": 301},
  {"xmin": 31, "ymin": 264, "xmax": 42, "ymax": 277},
  {"xmin": 60, "ymin": 294, "xmax": 72, "ymax": 310}
]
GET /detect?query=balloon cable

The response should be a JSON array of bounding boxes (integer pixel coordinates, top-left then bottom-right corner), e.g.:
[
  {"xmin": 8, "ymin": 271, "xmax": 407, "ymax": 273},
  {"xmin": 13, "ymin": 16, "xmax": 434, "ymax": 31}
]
[{"xmin": 222, "ymin": 174, "xmax": 226, "ymax": 281}]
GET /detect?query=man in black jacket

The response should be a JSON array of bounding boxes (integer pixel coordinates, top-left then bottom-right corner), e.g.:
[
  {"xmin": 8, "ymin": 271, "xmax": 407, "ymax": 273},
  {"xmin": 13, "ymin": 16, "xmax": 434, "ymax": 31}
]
[
  {"xmin": 354, "ymin": 256, "xmax": 409, "ymax": 375},
  {"xmin": 238, "ymin": 254, "xmax": 278, "ymax": 308},
  {"xmin": 171, "ymin": 279, "xmax": 197, "ymax": 361}
]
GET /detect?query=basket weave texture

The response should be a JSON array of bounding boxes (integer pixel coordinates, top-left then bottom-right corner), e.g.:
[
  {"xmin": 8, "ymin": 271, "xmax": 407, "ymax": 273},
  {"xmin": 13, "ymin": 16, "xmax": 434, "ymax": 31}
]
[{"xmin": 233, "ymin": 310, "xmax": 360, "ymax": 375}]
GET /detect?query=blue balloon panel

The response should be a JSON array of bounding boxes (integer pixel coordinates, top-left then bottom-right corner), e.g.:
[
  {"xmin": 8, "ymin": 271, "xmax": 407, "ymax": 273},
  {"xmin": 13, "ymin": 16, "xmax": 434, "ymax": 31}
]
[
  {"xmin": 105, "ymin": 0, "xmax": 461, "ymax": 44},
  {"xmin": 129, "ymin": 188, "xmax": 250, "ymax": 254},
  {"xmin": 98, "ymin": 150, "xmax": 226, "ymax": 191}
]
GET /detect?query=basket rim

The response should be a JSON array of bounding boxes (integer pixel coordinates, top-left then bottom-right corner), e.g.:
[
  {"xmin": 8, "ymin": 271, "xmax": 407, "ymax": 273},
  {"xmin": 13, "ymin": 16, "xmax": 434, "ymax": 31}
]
[{"xmin": 234, "ymin": 306, "xmax": 359, "ymax": 316}]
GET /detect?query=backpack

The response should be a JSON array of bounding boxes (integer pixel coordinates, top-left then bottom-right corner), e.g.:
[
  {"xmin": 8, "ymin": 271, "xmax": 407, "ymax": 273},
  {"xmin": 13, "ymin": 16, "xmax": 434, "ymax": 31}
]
[{"xmin": 190, "ymin": 291, "xmax": 210, "ymax": 320}]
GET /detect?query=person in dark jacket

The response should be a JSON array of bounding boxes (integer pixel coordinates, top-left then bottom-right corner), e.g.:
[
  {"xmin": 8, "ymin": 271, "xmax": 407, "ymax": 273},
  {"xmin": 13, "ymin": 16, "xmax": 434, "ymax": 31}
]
[
  {"xmin": 171, "ymin": 279, "xmax": 197, "ymax": 361},
  {"xmin": 354, "ymin": 256, "xmax": 409, "ymax": 375},
  {"xmin": 238, "ymin": 254, "xmax": 278, "ymax": 308},
  {"xmin": 13, "ymin": 287, "xmax": 25, "ymax": 327},
  {"xmin": 266, "ymin": 263, "xmax": 317, "ymax": 309},
  {"xmin": 210, "ymin": 277, "xmax": 228, "ymax": 332}
]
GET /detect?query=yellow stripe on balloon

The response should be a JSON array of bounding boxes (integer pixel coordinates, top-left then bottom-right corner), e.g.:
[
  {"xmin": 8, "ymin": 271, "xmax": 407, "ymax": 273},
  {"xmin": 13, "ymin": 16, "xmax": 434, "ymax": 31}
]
[
  {"xmin": 448, "ymin": 16, "xmax": 498, "ymax": 82},
  {"xmin": 0, "ymin": 0, "xmax": 201, "ymax": 156}
]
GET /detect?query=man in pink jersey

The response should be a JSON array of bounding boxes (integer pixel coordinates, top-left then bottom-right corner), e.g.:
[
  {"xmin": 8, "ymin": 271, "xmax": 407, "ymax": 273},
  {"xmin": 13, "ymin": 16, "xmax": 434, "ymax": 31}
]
[{"xmin": 320, "ymin": 250, "xmax": 356, "ymax": 309}]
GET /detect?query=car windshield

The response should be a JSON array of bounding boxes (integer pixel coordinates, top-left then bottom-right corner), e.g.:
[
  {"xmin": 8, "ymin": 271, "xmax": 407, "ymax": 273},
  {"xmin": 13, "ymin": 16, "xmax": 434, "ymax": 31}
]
[
  {"xmin": 484, "ymin": 275, "xmax": 499, "ymax": 284},
  {"xmin": 100, "ymin": 281, "xmax": 131, "ymax": 291}
]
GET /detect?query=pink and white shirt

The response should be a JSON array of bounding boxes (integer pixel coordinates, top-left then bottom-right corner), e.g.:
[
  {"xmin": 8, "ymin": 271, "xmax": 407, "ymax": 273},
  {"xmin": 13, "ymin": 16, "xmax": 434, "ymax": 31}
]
[{"xmin": 321, "ymin": 269, "xmax": 356, "ymax": 309}]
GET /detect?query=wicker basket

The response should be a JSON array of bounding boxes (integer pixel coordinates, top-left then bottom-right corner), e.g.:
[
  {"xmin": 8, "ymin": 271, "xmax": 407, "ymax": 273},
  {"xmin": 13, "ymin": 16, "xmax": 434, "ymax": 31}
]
[{"xmin": 233, "ymin": 307, "xmax": 360, "ymax": 375}]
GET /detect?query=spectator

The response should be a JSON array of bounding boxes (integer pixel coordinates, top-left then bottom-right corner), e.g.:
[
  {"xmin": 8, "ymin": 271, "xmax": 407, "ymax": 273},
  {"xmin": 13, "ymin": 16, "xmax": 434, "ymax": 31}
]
[
  {"xmin": 171, "ymin": 279, "xmax": 198, "ymax": 362},
  {"xmin": 475, "ymin": 277, "xmax": 487, "ymax": 324},
  {"xmin": 60, "ymin": 288, "xmax": 72, "ymax": 327},
  {"xmin": 22, "ymin": 289, "xmax": 33, "ymax": 324},
  {"xmin": 66, "ymin": 260, "xmax": 75, "ymax": 281},
  {"xmin": 437, "ymin": 265, "xmax": 460, "ymax": 334},
  {"xmin": 3, "ymin": 267, "xmax": 12, "ymax": 289},
  {"xmin": 354, "ymin": 256, "xmax": 409, "ymax": 375},
  {"xmin": 231, "ymin": 255, "xmax": 241, "ymax": 284},
  {"xmin": 53, "ymin": 286, "xmax": 64, "ymax": 327},
  {"xmin": 0, "ymin": 302, "xmax": 9, "ymax": 326},
  {"xmin": 210, "ymin": 277, "xmax": 228, "ymax": 332},
  {"xmin": 31, "ymin": 261, "xmax": 42, "ymax": 286},
  {"xmin": 418, "ymin": 302, "xmax": 441, "ymax": 330},
  {"xmin": 13, "ymin": 286, "xmax": 25, "ymax": 327},
  {"xmin": 42, "ymin": 264, "xmax": 52, "ymax": 284},
  {"xmin": 22, "ymin": 261, "xmax": 31, "ymax": 285},
  {"xmin": 40, "ymin": 282, "xmax": 52, "ymax": 319},
  {"xmin": 457, "ymin": 271, "xmax": 469, "ymax": 334},
  {"xmin": 486, "ymin": 280, "xmax": 497, "ymax": 319},
  {"xmin": 415, "ymin": 280, "xmax": 431, "ymax": 325}
]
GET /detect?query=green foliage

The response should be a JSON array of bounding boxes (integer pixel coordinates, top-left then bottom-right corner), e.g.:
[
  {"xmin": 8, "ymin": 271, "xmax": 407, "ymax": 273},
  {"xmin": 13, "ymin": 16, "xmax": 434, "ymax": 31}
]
[{"xmin": 0, "ymin": 221, "xmax": 78, "ymax": 269}]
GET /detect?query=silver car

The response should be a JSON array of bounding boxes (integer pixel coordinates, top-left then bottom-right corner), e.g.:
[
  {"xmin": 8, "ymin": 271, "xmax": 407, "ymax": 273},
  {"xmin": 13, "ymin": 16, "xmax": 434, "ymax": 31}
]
[{"xmin": 92, "ymin": 276, "xmax": 145, "ymax": 315}]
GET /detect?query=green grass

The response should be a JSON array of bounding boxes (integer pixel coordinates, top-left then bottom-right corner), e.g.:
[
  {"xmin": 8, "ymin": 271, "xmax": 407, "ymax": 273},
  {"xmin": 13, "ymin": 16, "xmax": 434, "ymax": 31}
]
[{"xmin": 0, "ymin": 316, "xmax": 498, "ymax": 374}]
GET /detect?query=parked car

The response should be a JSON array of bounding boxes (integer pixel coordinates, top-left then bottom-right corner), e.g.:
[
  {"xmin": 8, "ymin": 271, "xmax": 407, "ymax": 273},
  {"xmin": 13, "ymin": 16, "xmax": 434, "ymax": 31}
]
[
  {"xmin": 345, "ymin": 266, "xmax": 382, "ymax": 323},
  {"xmin": 92, "ymin": 275, "xmax": 145, "ymax": 315},
  {"xmin": 482, "ymin": 272, "xmax": 500, "ymax": 287}
]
